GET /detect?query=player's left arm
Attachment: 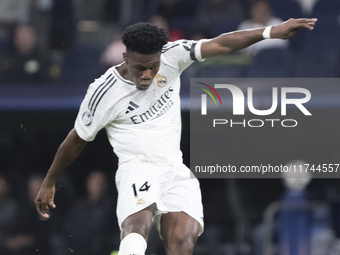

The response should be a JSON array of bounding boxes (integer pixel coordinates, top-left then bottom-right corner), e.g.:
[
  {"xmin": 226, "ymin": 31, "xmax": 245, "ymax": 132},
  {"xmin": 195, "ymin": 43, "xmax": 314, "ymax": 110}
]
[{"xmin": 201, "ymin": 18, "xmax": 317, "ymax": 58}]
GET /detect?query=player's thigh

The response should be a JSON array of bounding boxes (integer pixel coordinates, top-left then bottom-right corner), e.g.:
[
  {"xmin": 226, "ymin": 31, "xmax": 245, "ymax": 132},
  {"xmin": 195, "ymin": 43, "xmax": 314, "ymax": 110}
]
[
  {"xmin": 120, "ymin": 203, "xmax": 156, "ymax": 241},
  {"xmin": 160, "ymin": 167, "xmax": 204, "ymax": 235},
  {"xmin": 160, "ymin": 212, "xmax": 201, "ymax": 249}
]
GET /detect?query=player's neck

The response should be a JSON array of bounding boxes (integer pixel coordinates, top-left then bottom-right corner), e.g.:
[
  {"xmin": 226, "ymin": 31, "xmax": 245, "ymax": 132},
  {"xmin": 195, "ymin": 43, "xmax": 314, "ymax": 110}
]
[{"xmin": 116, "ymin": 63, "xmax": 132, "ymax": 82}]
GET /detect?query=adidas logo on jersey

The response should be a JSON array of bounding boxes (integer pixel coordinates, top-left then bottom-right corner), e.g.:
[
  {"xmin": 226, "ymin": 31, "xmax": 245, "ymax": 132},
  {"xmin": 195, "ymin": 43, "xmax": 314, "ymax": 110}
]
[{"xmin": 125, "ymin": 101, "xmax": 140, "ymax": 114}]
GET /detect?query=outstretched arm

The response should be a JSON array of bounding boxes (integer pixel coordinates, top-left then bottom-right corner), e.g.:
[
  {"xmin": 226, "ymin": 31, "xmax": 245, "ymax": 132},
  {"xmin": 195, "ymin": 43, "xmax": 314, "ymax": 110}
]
[
  {"xmin": 201, "ymin": 18, "xmax": 317, "ymax": 58},
  {"xmin": 35, "ymin": 128, "xmax": 87, "ymax": 218}
]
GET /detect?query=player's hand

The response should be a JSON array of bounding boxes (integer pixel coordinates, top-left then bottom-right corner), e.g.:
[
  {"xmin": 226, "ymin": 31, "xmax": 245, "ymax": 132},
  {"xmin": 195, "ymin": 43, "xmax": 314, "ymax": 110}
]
[
  {"xmin": 34, "ymin": 184, "xmax": 56, "ymax": 218},
  {"xmin": 271, "ymin": 18, "xmax": 317, "ymax": 39}
]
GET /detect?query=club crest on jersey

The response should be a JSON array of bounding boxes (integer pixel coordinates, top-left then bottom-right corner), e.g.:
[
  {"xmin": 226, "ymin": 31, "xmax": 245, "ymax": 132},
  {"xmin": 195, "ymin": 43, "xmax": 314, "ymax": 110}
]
[
  {"xmin": 155, "ymin": 73, "xmax": 167, "ymax": 88},
  {"xmin": 82, "ymin": 111, "xmax": 93, "ymax": 126}
]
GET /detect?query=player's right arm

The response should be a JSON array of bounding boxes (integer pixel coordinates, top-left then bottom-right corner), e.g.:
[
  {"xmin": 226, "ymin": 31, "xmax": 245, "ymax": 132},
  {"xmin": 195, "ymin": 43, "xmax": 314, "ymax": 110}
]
[
  {"xmin": 35, "ymin": 128, "xmax": 87, "ymax": 218},
  {"xmin": 35, "ymin": 68, "xmax": 117, "ymax": 218}
]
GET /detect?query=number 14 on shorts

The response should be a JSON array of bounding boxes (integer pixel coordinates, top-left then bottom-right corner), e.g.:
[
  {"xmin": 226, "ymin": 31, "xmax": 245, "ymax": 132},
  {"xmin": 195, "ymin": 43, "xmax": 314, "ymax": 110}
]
[{"xmin": 132, "ymin": 181, "xmax": 151, "ymax": 198}]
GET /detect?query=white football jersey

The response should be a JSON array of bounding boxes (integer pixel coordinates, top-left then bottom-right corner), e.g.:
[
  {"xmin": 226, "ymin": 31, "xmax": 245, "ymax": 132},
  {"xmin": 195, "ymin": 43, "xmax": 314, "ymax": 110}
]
[{"xmin": 75, "ymin": 39, "xmax": 205, "ymax": 165}]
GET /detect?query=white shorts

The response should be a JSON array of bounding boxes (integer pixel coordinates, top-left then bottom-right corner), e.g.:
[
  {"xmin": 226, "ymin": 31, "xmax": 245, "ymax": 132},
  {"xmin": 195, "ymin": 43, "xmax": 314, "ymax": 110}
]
[{"xmin": 115, "ymin": 161, "xmax": 204, "ymax": 236}]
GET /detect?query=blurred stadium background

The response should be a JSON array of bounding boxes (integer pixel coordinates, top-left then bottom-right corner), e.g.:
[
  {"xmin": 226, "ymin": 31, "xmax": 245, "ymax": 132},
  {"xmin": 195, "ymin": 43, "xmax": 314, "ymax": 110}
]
[{"xmin": 1, "ymin": 0, "xmax": 340, "ymax": 254}]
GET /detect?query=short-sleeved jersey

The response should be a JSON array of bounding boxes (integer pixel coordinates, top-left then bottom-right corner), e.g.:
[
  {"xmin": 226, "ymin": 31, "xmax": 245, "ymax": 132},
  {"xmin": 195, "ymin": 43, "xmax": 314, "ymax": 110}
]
[{"xmin": 75, "ymin": 39, "xmax": 205, "ymax": 165}]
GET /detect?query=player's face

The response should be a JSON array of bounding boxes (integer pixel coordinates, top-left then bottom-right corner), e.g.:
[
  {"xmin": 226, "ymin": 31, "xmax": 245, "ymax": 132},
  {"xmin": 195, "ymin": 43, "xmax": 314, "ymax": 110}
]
[{"xmin": 124, "ymin": 51, "xmax": 161, "ymax": 90}]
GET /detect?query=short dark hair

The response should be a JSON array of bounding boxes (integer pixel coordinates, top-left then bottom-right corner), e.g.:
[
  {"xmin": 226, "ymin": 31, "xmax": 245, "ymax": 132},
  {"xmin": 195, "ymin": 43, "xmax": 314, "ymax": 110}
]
[{"xmin": 122, "ymin": 22, "xmax": 169, "ymax": 54}]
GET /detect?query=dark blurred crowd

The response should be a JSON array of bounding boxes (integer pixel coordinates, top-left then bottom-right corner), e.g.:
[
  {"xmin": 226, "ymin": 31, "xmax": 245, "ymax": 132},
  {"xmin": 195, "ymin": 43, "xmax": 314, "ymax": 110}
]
[
  {"xmin": 0, "ymin": 171, "xmax": 119, "ymax": 255},
  {"xmin": 0, "ymin": 0, "xmax": 339, "ymax": 85}
]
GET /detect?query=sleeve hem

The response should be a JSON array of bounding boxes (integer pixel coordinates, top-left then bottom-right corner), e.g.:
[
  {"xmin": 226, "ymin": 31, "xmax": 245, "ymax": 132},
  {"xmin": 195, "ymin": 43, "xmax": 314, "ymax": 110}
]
[{"xmin": 74, "ymin": 123, "xmax": 95, "ymax": 142}]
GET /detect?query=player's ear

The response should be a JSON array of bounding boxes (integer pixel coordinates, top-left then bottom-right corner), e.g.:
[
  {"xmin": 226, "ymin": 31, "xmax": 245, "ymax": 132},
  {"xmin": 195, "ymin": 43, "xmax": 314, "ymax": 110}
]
[{"xmin": 123, "ymin": 52, "xmax": 128, "ymax": 64}]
